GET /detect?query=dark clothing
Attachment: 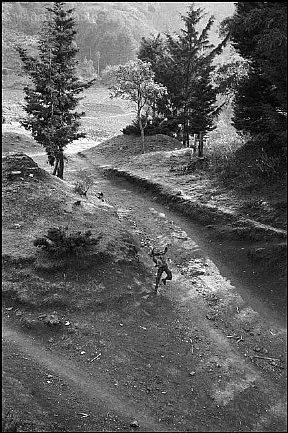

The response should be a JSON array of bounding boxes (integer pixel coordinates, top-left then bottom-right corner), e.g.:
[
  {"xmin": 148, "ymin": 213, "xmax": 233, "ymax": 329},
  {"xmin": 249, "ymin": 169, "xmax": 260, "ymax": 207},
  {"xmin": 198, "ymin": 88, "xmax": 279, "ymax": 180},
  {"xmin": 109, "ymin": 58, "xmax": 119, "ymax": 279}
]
[
  {"xmin": 155, "ymin": 264, "xmax": 172, "ymax": 288},
  {"xmin": 150, "ymin": 246, "xmax": 172, "ymax": 291}
]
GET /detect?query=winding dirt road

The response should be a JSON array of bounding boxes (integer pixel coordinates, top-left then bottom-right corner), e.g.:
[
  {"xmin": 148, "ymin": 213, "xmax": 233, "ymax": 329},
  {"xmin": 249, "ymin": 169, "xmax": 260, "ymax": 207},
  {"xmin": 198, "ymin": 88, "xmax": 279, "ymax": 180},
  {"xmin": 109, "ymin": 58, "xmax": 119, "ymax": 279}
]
[{"xmin": 3, "ymin": 137, "xmax": 287, "ymax": 432}]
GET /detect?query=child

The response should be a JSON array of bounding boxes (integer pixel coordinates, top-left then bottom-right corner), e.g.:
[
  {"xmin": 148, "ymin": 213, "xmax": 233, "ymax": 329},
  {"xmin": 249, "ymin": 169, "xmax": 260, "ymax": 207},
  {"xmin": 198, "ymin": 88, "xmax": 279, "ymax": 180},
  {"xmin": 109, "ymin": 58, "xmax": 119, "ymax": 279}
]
[{"xmin": 150, "ymin": 245, "xmax": 172, "ymax": 293}]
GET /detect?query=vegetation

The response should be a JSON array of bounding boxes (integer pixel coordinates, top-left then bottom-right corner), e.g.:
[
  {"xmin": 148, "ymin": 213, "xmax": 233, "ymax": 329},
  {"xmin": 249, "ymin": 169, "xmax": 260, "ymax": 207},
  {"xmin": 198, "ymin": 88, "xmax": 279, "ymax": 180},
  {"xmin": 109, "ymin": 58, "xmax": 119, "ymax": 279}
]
[
  {"xmin": 138, "ymin": 4, "xmax": 229, "ymax": 146},
  {"xmin": 102, "ymin": 59, "xmax": 166, "ymax": 152},
  {"xmin": 33, "ymin": 226, "xmax": 102, "ymax": 258},
  {"xmin": 221, "ymin": 2, "xmax": 287, "ymax": 157},
  {"xmin": 16, "ymin": 1, "xmax": 95, "ymax": 179},
  {"xmin": 74, "ymin": 171, "xmax": 94, "ymax": 197}
]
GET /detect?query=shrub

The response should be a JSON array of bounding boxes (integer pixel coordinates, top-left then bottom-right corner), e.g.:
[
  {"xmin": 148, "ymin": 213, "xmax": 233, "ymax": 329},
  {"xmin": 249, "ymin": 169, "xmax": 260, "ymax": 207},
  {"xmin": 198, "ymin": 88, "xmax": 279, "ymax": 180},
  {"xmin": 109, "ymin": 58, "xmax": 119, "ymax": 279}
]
[
  {"xmin": 74, "ymin": 171, "xmax": 94, "ymax": 197},
  {"xmin": 33, "ymin": 227, "xmax": 102, "ymax": 258},
  {"xmin": 122, "ymin": 116, "xmax": 179, "ymax": 138}
]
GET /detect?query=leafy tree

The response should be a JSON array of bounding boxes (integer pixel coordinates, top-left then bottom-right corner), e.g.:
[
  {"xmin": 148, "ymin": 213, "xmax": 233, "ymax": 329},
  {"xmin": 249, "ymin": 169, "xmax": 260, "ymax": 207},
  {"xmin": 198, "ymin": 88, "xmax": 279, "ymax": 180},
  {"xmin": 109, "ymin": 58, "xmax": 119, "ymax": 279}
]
[
  {"xmin": 102, "ymin": 59, "xmax": 167, "ymax": 152},
  {"xmin": 221, "ymin": 2, "xmax": 287, "ymax": 155},
  {"xmin": 16, "ymin": 1, "xmax": 95, "ymax": 179}
]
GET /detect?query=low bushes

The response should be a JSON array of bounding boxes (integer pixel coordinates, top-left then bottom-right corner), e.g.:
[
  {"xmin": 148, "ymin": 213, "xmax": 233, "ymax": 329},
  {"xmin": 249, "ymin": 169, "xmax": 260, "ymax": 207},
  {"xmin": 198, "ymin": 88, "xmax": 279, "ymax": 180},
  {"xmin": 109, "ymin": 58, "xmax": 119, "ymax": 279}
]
[{"xmin": 122, "ymin": 116, "xmax": 179, "ymax": 138}]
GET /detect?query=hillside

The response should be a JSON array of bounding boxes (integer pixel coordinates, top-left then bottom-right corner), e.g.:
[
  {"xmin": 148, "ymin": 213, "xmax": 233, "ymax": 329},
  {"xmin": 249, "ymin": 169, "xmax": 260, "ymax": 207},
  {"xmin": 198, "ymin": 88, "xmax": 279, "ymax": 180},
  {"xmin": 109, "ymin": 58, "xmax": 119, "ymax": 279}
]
[{"xmin": 2, "ymin": 2, "xmax": 235, "ymax": 75}]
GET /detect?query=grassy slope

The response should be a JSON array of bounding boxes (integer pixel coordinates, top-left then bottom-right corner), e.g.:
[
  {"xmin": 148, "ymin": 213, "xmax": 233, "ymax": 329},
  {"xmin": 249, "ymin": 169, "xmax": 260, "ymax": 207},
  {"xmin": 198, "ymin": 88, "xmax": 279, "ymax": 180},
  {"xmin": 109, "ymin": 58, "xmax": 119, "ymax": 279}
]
[{"xmin": 2, "ymin": 151, "xmax": 143, "ymax": 309}]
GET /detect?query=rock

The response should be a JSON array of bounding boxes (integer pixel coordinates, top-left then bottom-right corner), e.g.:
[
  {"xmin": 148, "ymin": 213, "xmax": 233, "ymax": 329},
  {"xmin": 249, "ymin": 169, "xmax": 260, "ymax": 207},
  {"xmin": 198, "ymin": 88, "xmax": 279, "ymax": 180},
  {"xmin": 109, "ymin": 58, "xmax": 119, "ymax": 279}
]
[
  {"xmin": 130, "ymin": 420, "xmax": 139, "ymax": 428},
  {"xmin": 189, "ymin": 371, "xmax": 196, "ymax": 376}
]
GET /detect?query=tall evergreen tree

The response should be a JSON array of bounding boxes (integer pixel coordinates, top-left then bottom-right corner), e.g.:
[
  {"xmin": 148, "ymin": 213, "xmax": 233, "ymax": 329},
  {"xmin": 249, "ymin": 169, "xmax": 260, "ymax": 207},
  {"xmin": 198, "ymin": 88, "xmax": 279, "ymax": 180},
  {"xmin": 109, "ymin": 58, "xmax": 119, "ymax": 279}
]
[
  {"xmin": 16, "ymin": 1, "xmax": 94, "ymax": 179},
  {"xmin": 222, "ymin": 2, "xmax": 287, "ymax": 155},
  {"xmin": 138, "ymin": 4, "xmax": 228, "ymax": 146}
]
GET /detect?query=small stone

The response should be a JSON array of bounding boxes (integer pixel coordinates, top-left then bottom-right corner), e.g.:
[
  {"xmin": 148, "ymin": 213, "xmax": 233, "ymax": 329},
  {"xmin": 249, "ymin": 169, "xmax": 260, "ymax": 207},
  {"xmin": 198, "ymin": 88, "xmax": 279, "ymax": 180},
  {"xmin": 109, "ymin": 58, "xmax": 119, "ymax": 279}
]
[
  {"xmin": 253, "ymin": 347, "xmax": 261, "ymax": 352},
  {"xmin": 130, "ymin": 420, "xmax": 139, "ymax": 428},
  {"xmin": 189, "ymin": 371, "xmax": 196, "ymax": 376}
]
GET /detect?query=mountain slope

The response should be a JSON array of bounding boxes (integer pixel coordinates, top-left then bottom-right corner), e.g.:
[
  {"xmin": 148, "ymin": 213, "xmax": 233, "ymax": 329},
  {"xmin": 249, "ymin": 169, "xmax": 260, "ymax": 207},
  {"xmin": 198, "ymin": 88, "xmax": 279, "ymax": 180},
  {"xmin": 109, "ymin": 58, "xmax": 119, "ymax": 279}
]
[{"xmin": 2, "ymin": 2, "xmax": 235, "ymax": 74}]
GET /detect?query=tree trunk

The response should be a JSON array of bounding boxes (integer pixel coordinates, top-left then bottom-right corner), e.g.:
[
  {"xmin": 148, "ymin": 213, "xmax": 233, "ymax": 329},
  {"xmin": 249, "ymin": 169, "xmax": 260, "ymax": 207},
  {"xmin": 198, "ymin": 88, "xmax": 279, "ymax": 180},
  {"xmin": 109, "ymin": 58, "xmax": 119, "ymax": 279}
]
[
  {"xmin": 52, "ymin": 158, "xmax": 59, "ymax": 176},
  {"xmin": 198, "ymin": 131, "xmax": 204, "ymax": 157},
  {"xmin": 56, "ymin": 151, "xmax": 64, "ymax": 179},
  {"xmin": 182, "ymin": 107, "xmax": 189, "ymax": 147},
  {"xmin": 139, "ymin": 116, "xmax": 145, "ymax": 153}
]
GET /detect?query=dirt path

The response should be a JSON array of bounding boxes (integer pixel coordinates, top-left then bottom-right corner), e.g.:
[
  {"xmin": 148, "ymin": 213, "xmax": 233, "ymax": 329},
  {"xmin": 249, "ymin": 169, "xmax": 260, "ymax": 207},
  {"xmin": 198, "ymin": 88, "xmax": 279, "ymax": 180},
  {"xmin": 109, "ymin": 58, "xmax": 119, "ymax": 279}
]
[
  {"xmin": 15, "ymin": 148, "xmax": 285, "ymax": 432},
  {"xmin": 3, "ymin": 136, "xmax": 287, "ymax": 432},
  {"xmin": 2, "ymin": 322, "xmax": 171, "ymax": 432}
]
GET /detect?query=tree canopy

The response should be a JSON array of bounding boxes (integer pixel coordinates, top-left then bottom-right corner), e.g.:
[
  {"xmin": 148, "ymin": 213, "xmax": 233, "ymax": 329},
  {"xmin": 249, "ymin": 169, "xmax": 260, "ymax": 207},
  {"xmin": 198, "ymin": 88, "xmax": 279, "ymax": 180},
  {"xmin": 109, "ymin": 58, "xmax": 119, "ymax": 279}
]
[
  {"xmin": 221, "ymin": 2, "xmax": 287, "ymax": 155},
  {"xmin": 103, "ymin": 59, "xmax": 167, "ymax": 152}
]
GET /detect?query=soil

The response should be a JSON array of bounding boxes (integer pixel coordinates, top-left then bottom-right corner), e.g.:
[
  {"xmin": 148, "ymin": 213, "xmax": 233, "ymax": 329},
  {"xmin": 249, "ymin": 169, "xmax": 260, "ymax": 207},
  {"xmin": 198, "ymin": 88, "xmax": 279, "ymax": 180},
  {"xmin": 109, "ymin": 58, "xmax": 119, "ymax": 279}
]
[{"xmin": 2, "ymin": 86, "xmax": 287, "ymax": 433}]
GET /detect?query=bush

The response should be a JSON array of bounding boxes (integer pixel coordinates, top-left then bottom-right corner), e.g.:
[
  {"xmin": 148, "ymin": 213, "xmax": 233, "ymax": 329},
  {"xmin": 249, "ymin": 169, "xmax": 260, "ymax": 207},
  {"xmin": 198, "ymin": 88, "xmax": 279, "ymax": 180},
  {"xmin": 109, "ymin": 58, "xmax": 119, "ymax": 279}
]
[
  {"xmin": 74, "ymin": 171, "xmax": 94, "ymax": 197},
  {"xmin": 122, "ymin": 116, "xmax": 179, "ymax": 138},
  {"xmin": 33, "ymin": 227, "xmax": 102, "ymax": 258}
]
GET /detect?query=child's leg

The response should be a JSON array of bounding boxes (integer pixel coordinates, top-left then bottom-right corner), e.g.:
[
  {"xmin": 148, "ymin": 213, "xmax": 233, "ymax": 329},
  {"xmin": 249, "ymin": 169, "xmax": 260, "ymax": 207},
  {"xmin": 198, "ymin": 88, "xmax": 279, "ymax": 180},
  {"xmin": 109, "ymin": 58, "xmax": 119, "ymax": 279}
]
[
  {"xmin": 162, "ymin": 265, "xmax": 172, "ymax": 285},
  {"xmin": 155, "ymin": 267, "xmax": 164, "ymax": 291}
]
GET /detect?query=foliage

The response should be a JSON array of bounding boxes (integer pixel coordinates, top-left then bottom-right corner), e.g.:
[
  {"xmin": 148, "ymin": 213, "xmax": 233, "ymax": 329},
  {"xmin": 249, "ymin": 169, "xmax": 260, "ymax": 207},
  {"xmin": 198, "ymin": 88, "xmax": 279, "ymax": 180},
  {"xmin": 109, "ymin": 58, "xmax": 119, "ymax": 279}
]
[
  {"xmin": 102, "ymin": 59, "xmax": 167, "ymax": 152},
  {"xmin": 207, "ymin": 138, "xmax": 286, "ymax": 187},
  {"xmin": 138, "ymin": 4, "xmax": 229, "ymax": 146},
  {"xmin": 33, "ymin": 226, "xmax": 102, "ymax": 258},
  {"xmin": 76, "ymin": 13, "xmax": 137, "ymax": 73},
  {"xmin": 221, "ymin": 2, "xmax": 287, "ymax": 156},
  {"xmin": 122, "ymin": 116, "xmax": 179, "ymax": 138},
  {"xmin": 16, "ymin": 2, "xmax": 95, "ymax": 179},
  {"xmin": 74, "ymin": 171, "xmax": 94, "ymax": 197}
]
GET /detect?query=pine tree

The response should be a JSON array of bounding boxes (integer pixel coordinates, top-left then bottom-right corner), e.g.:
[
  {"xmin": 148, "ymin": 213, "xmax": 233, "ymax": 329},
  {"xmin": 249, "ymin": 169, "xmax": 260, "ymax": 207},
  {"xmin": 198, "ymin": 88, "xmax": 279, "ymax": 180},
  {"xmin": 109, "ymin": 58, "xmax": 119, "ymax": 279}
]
[
  {"xmin": 16, "ymin": 1, "xmax": 95, "ymax": 179},
  {"xmin": 222, "ymin": 2, "xmax": 287, "ymax": 155},
  {"xmin": 138, "ymin": 4, "xmax": 228, "ymax": 146},
  {"xmin": 167, "ymin": 5, "xmax": 228, "ymax": 145}
]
